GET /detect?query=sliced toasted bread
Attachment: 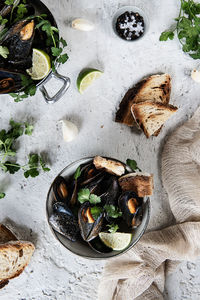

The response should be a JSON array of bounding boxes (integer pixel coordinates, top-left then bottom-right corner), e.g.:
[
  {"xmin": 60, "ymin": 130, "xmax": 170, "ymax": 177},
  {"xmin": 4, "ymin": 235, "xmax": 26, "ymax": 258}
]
[
  {"xmin": 93, "ymin": 156, "xmax": 125, "ymax": 176},
  {"xmin": 131, "ymin": 101, "xmax": 178, "ymax": 138},
  {"xmin": 119, "ymin": 172, "xmax": 154, "ymax": 197},
  {"xmin": 0, "ymin": 224, "xmax": 17, "ymax": 244},
  {"xmin": 0, "ymin": 241, "xmax": 35, "ymax": 282},
  {"xmin": 115, "ymin": 74, "xmax": 171, "ymax": 126}
]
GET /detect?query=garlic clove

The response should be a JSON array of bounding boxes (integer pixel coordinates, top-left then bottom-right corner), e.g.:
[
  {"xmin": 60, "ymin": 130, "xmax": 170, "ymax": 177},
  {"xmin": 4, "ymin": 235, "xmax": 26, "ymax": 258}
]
[
  {"xmin": 191, "ymin": 69, "xmax": 200, "ymax": 83},
  {"xmin": 60, "ymin": 120, "xmax": 79, "ymax": 142},
  {"xmin": 72, "ymin": 18, "xmax": 94, "ymax": 31}
]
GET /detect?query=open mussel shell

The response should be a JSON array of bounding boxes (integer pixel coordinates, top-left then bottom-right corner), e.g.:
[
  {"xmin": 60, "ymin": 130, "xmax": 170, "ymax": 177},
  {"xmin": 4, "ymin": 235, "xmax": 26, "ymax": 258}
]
[
  {"xmin": 49, "ymin": 212, "xmax": 79, "ymax": 242},
  {"xmin": 118, "ymin": 191, "xmax": 143, "ymax": 228},
  {"xmin": 0, "ymin": 69, "xmax": 25, "ymax": 93},
  {"xmin": 53, "ymin": 176, "xmax": 69, "ymax": 203},
  {"xmin": 79, "ymin": 163, "xmax": 104, "ymax": 187},
  {"xmin": 78, "ymin": 202, "xmax": 104, "ymax": 242},
  {"xmin": 88, "ymin": 236, "xmax": 112, "ymax": 254}
]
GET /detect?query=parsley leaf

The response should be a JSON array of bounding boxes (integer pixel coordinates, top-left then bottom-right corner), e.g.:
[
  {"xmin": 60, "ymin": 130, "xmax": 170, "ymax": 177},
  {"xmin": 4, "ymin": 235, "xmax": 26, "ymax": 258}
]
[
  {"xmin": 90, "ymin": 206, "xmax": 103, "ymax": 220},
  {"xmin": 104, "ymin": 205, "xmax": 122, "ymax": 218},
  {"xmin": 160, "ymin": 0, "xmax": 200, "ymax": 59},
  {"xmin": 0, "ymin": 193, "xmax": 5, "ymax": 199},
  {"xmin": 78, "ymin": 189, "xmax": 101, "ymax": 204},
  {"xmin": 0, "ymin": 46, "xmax": 9, "ymax": 58},
  {"xmin": 78, "ymin": 188, "xmax": 90, "ymax": 203},
  {"xmin": 107, "ymin": 223, "xmax": 119, "ymax": 233},
  {"xmin": 126, "ymin": 159, "xmax": 141, "ymax": 172},
  {"xmin": 74, "ymin": 166, "xmax": 81, "ymax": 180}
]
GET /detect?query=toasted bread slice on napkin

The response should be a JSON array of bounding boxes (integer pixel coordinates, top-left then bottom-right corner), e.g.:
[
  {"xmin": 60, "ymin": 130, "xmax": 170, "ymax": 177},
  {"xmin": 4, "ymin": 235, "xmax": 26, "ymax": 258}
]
[
  {"xmin": 118, "ymin": 172, "xmax": 154, "ymax": 197},
  {"xmin": 115, "ymin": 74, "xmax": 171, "ymax": 126},
  {"xmin": 131, "ymin": 101, "xmax": 178, "ymax": 138}
]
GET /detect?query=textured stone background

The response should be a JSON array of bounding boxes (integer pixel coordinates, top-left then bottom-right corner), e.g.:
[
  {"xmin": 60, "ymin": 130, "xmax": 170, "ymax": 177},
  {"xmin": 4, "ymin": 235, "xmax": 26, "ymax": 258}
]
[{"xmin": 1, "ymin": 0, "xmax": 200, "ymax": 299}]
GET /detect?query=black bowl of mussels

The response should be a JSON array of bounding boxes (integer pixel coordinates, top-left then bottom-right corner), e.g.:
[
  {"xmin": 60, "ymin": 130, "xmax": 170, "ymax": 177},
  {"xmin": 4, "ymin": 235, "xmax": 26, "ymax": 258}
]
[{"xmin": 46, "ymin": 156, "xmax": 153, "ymax": 259}]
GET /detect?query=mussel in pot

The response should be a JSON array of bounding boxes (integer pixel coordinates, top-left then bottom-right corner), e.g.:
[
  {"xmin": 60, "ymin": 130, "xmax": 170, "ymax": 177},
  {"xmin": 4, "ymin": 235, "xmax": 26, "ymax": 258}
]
[
  {"xmin": 0, "ymin": 69, "xmax": 25, "ymax": 93},
  {"xmin": 118, "ymin": 191, "xmax": 143, "ymax": 228},
  {"xmin": 53, "ymin": 176, "xmax": 69, "ymax": 203},
  {"xmin": 78, "ymin": 202, "xmax": 104, "ymax": 242},
  {"xmin": 79, "ymin": 163, "xmax": 104, "ymax": 187}
]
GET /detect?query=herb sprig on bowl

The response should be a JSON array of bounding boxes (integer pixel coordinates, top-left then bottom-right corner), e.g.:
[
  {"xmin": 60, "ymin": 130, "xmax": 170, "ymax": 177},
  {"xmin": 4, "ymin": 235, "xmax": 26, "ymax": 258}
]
[{"xmin": 160, "ymin": 0, "xmax": 200, "ymax": 59}]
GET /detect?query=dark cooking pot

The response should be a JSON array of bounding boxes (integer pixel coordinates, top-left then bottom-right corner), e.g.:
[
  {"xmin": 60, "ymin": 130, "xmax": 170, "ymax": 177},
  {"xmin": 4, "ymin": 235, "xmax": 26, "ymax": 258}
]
[{"xmin": 0, "ymin": 0, "xmax": 70, "ymax": 104}]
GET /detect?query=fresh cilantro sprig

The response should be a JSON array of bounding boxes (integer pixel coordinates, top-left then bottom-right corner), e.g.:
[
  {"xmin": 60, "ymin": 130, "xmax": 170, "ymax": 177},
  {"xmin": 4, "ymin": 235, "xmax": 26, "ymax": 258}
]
[
  {"xmin": 74, "ymin": 166, "xmax": 81, "ymax": 180},
  {"xmin": 0, "ymin": 46, "xmax": 9, "ymax": 58},
  {"xmin": 90, "ymin": 206, "xmax": 103, "ymax": 220},
  {"xmin": 160, "ymin": 0, "xmax": 200, "ymax": 59},
  {"xmin": 0, "ymin": 192, "xmax": 5, "ymax": 199},
  {"xmin": 126, "ymin": 159, "xmax": 141, "ymax": 172},
  {"xmin": 9, "ymin": 75, "xmax": 36, "ymax": 102},
  {"xmin": 78, "ymin": 188, "xmax": 101, "ymax": 204},
  {"xmin": 0, "ymin": 119, "xmax": 50, "ymax": 179},
  {"xmin": 35, "ymin": 19, "xmax": 68, "ymax": 71},
  {"xmin": 104, "ymin": 205, "xmax": 122, "ymax": 218},
  {"xmin": 107, "ymin": 223, "xmax": 119, "ymax": 233},
  {"xmin": 0, "ymin": 15, "xmax": 8, "ymax": 26}
]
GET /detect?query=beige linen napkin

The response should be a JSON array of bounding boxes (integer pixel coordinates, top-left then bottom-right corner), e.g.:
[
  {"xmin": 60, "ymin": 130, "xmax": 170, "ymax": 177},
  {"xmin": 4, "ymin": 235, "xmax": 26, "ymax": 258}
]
[{"xmin": 98, "ymin": 107, "xmax": 200, "ymax": 300}]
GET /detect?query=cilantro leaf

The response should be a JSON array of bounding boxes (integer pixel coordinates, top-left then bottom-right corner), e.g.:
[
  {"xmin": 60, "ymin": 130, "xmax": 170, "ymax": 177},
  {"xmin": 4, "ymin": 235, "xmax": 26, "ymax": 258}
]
[
  {"xmin": 51, "ymin": 47, "xmax": 62, "ymax": 57},
  {"xmin": 126, "ymin": 159, "xmax": 141, "ymax": 172},
  {"xmin": 78, "ymin": 188, "xmax": 90, "ymax": 203},
  {"xmin": 57, "ymin": 53, "xmax": 68, "ymax": 64},
  {"xmin": 25, "ymin": 123, "xmax": 34, "ymax": 136},
  {"xmin": 4, "ymin": 161, "xmax": 20, "ymax": 174},
  {"xmin": 74, "ymin": 166, "xmax": 81, "ymax": 180},
  {"xmin": 107, "ymin": 223, "xmax": 119, "ymax": 233},
  {"xmin": 60, "ymin": 37, "xmax": 67, "ymax": 48},
  {"xmin": 90, "ymin": 206, "xmax": 103, "ymax": 220},
  {"xmin": 0, "ymin": 46, "xmax": 9, "ymax": 58},
  {"xmin": 105, "ymin": 205, "xmax": 122, "ymax": 218},
  {"xmin": 159, "ymin": 31, "xmax": 174, "ymax": 41},
  {"xmin": 0, "ymin": 193, "xmax": 5, "ymax": 199},
  {"xmin": 89, "ymin": 194, "xmax": 101, "ymax": 204}
]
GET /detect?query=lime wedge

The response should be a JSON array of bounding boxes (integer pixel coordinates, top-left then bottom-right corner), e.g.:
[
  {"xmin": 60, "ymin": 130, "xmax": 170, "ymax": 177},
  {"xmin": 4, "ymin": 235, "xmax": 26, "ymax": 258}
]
[
  {"xmin": 77, "ymin": 68, "xmax": 103, "ymax": 94},
  {"xmin": 26, "ymin": 48, "xmax": 51, "ymax": 80},
  {"xmin": 99, "ymin": 232, "xmax": 132, "ymax": 251}
]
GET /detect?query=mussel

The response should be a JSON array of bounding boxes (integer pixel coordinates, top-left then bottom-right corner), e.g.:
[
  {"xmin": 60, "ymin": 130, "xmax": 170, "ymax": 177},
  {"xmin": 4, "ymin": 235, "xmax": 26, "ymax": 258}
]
[
  {"xmin": 79, "ymin": 163, "xmax": 104, "ymax": 186},
  {"xmin": 78, "ymin": 202, "xmax": 104, "ymax": 242},
  {"xmin": 49, "ymin": 202, "xmax": 79, "ymax": 242},
  {"xmin": 0, "ymin": 3, "xmax": 12, "ymax": 17},
  {"xmin": 53, "ymin": 176, "xmax": 69, "ymax": 203},
  {"xmin": 118, "ymin": 191, "xmax": 143, "ymax": 228},
  {"xmin": 1, "ymin": 19, "xmax": 35, "ymax": 62},
  {"xmin": 0, "ymin": 69, "xmax": 25, "ymax": 93}
]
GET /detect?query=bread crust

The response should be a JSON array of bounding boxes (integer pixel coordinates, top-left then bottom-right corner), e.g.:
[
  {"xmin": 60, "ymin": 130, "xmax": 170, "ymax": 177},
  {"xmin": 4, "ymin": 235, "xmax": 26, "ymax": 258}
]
[
  {"xmin": 0, "ymin": 224, "xmax": 17, "ymax": 244},
  {"xmin": 119, "ymin": 173, "xmax": 154, "ymax": 197},
  {"xmin": 131, "ymin": 101, "xmax": 178, "ymax": 138},
  {"xmin": 115, "ymin": 74, "xmax": 171, "ymax": 127}
]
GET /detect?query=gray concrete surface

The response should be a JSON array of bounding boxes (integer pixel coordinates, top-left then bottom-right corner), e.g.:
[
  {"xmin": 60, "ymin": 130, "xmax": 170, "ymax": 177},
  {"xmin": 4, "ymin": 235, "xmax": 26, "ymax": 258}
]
[{"xmin": 1, "ymin": 0, "xmax": 200, "ymax": 299}]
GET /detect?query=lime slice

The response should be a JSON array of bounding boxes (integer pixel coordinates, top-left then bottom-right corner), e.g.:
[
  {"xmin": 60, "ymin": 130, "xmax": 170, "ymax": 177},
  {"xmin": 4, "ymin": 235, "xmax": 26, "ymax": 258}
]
[
  {"xmin": 99, "ymin": 232, "xmax": 132, "ymax": 251},
  {"xmin": 26, "ymin": 48, "xmax": 51, "ymax": 80},
  {"xmin": 77, "ymin": 68, "xmax": 103, "ymax": 94}
]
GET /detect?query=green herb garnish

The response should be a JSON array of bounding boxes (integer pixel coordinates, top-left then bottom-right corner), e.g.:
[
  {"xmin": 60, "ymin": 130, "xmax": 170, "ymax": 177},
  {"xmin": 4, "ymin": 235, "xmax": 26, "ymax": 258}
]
[
  {"xmin": 160, "ymin": 0, "xmax": 200, "ymax": 59},
  {"xmin": 104, "ymin": 205, "xmax": 122, "ymax": 218},
  {"xmin": 107, "ymin": 223, "xmax": 119, "ymax": 233},
  {"xmin": 0, "ymin": 46, "xmax": 9, "ymax": 58},
  {"xmin": 126, "ymin": 159, "xmax": 141, "ymax": 172},
  {"xmin": 90, "ymin": 206, "xmax": 103, "ymax": 220},
  {"xmin": 74, "ymin": 166, "xmax": 81, "ymax": 180},
  {"xmin": 0, "ymin": 119, "xmax": 50, "ymax": 182},
  {"xmin": 9, "ymin": 75, "xmax": 36, "ymax": 102},
  {"xmin": 0, "ymin": 193, "xmax": 5, "ymax": 199},
  {"xmin": 78, "ymin": 188, "xmax": 101, "ymax": 205}
]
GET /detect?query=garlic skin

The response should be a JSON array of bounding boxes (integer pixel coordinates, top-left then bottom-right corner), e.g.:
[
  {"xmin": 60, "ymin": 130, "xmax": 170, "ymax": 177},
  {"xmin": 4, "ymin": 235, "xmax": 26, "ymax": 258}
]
[
  {"xmin": 191, "ymin": 69, "xmax": 200, "ymax": 83},
  {"xmin": 60, "ymin": 120, "xmax": 79, "ymax": 142},
  {"xmin": 72, "ymin": 19, "xmax": 94, "ymax": 31}
]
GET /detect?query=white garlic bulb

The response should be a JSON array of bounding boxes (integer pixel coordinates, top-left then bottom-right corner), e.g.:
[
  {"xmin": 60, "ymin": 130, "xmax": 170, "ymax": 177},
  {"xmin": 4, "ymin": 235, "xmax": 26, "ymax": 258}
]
[
  {"xmin": 60, "ymin": 120, "xmax": 79, "ymax": 142},
  {"xmin": 191, "ymin": 69, "xmax": 200, "ymax": 83},
  {"xmin": 72, "ymin": 19, "xmax": 94, "ymax": 31}
]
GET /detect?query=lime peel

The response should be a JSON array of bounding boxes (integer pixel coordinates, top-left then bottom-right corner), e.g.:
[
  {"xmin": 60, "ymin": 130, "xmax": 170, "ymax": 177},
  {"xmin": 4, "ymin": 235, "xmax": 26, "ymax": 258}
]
[
  {"xmin": 99, "ymin": 232, "xmax": 132, "ymax": 251},
  {"xmin": 77, "ymin": 68, "xmax": 103, "ymax": 94},
  {"xmin": 27, "ymin": 48, "xmax": 51, "ymax": 81}
]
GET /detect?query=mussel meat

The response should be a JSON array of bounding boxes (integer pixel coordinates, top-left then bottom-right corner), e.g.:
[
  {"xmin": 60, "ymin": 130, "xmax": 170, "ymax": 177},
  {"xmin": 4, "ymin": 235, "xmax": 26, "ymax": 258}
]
[
  {"xmin": 118, "ymin": 191, "xmax": 143, "ymax": 228},
  {"xmin": 78, "ymin": 202, "xmax": 104, "ymax": 242}
]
